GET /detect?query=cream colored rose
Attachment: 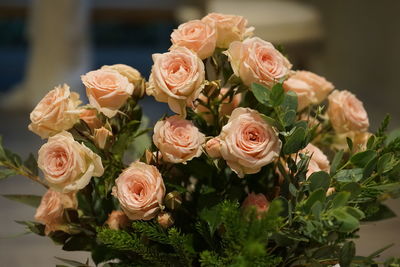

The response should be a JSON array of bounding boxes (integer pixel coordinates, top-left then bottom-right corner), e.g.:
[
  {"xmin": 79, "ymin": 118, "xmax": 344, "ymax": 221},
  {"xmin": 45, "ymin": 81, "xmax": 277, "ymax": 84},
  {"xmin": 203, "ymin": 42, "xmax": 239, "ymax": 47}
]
[
  {"xmin": 332, "ymin": 131, "xmax": 372, "ymax": 152},
  {"xmin": 153, "ymin": 115, "xmax": 205, "ymax": 163},
  {"xmin": 112, "ymin": 162, "xmax": 166, "ymax": 220},
  {"xmin": 81, "ymin": 69, "xmax": 133, "ymax": 118},
  {"xmin": 218, "ymin": 108, "xmax": 281, "ymax": 177},
  {"xmin": 79, "ymin": 108, "xmax": 102, "ymax": 131},
  {"xmin": 101, "ymin": 64, "xmax": 145, "ymax": 98},
  {"xmin": 202, "ymin": 13, "xmax": 253, "ymax": 48},
  {"xmin": 29, "ymin": 84, "xmax": 81, "ymax": 139},
  {"xmin": 171, "ymin": 20, "xmax": 217, "ymax": 59},
  {"xmin": 205, "ymin": 137, "xmax": 222, "ymax": 158},
  {"xmin": 300, "ymin": 143, "xmax": 330, "ymax": 178},
  {"xmin": 147, "ymin": 47, "xmax": 205, "ymax": 115},
  {"xmin": 328, "ymin": 90, "xmax": 369, "ymax": 133},
  {"xmin": 242, "ymin": 193, "xmax": 269, "ymax": 217},
  {"xmin": 105, "ymin": 210, "xmax": 130, "ymax": 230},
  {"xmin": 225, "ymin": 37, "xmax": 292, "ymax": 88},
  {"xmin": 35, "ymin": 189, "xmax": 77, "ymax": 235},
  {"xmin": 283, "ymin": 71, "xmax": 334, "ymax": 111},
  {"xmin": 94, "ymin": 127, "xmax": 112, "ymax": 149},
  {"xmin": 38, "ymin": 131, "xmax": 104, "ymax": 193},
  {"xmin": 196, "ymin": 87, "xmax": 242, "ymax": 123},
  {"xmin": 157, "ymin": 212, "xmax": 174, "ymax": 229}
]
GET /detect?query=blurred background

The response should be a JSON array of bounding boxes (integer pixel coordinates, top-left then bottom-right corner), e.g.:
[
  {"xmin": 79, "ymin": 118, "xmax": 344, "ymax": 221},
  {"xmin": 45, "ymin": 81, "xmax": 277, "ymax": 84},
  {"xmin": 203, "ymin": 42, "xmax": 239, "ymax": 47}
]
[{"xmin": 0, "ymin": 0, "xmax": 399, "ymax": 265}]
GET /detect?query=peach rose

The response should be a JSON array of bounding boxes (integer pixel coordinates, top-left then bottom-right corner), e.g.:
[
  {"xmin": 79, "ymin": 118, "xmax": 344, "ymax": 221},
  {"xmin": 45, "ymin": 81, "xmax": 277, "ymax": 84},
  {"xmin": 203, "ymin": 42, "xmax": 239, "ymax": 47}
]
[
  {"xmin": 29, "ymin": 84, "xmax": 81, "ymax": 139},
  {"xmin": 283, "ymin": 71, "xmax": 334, "ymax": 110},
  {"xmin": 225, "ymin": 37, "xmax": 292, "ymax": 88},
  {"xmin": 300, "ymin": 143, "xmax": 330, "ymax": 178},
  {"xmin": 218, "ymin": 108, "xmax": 281, "ymax": 177},
  {"xmin": 202, "ymin": 13, "xmax": 253, "ymax": 49},
  {"xmin": 332, "ymin": 131, "xmax": 372, "ymax": 152},
  {"xmin": 106, "ymin": 211, "xmax": 130, "ymax": 230},
  {"xmin": 205, "ymin": 137, "xmax": 222, "ymax": 158},
  {"xmin": 38, "ymin": 131, "xmax": 104, "ymax": 193},
  {"xmin": 35, "ymin": 189, "xmax": 77, "ymax": 235},
  {"xmin": 81, "ymin": 69, "xmax": 133, "ymax": 118},
  {"xmin": 196, "ymin": 87, "xmax": 242, "ymax": 123},
  {"xmin": 153, "ymin": 115, "xmax": 205, "ymax": 163},
  {"xmin": 94, "ymin": 127, "xmax": 112, "ymax": 149},
  {"xmin": 79, "ymin": 109, "xmax": 102, "ymax": 130},
  {"xmin": 171, "ymin": 20, "xmax": 217, "ymax": 59},
  {"xmin": 157, "ymin": 212, "xmax": 174, "ymax": 229},
  {"xmin": 112, "ymin": 162, "xmax": 166, "ymax": 220},
  {"xmin": 101, "ymin": 64, "xmax": 145, "ymax": 98},
  {"xmin": 328, "ymin": 90, "xmax": 369, "ymax": 133},
  {"xmin": 242, "ymin": 193, "xmax": 269, "ymax": 216},
  {"xmin": 147, "ymin": 47, "xmax": 205, "ymax": 115}
]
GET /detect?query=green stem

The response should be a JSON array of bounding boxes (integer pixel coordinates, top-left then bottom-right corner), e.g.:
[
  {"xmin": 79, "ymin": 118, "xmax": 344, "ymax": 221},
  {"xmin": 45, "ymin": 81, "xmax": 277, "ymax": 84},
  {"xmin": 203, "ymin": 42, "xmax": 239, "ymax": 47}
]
[{"xmin": 0, "ymin": 162, "xmax": 48, "ymax": 188}]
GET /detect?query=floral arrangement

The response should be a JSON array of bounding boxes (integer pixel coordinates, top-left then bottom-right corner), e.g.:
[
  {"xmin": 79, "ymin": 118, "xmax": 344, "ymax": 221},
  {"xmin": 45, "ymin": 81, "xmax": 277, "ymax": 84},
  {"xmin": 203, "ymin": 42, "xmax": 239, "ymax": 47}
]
[{"xmin": 1, "ymin": 13, "xmax": 400, "ymax": 267}]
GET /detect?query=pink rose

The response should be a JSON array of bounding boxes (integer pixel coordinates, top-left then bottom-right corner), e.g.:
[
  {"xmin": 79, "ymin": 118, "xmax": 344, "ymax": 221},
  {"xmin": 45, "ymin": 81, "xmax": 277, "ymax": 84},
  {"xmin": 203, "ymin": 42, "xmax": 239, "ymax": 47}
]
[
  {"xmin": 35, "ymin": 189, "xmax": 77, "ymax": 235},
  {"xmin": 225, "ymin": 37, "xmax": 292, "ymax": 87},
  {"xmin": 283, "ymin": 71, "xmax": 334, "ymax": 111},
  {"xmin": 94, "ymin": 127, "xmax": 112, "ymax": 149},
  {"xmin": 38, "ymin": 131, "xmax": 104, "ymax": 193},
  {"xmin": 202, "ymin": 13, "xmax": 253, "ymax": 48},
  {"xmin": 29, "ymin": 84, "xmax": 81, "ymax": 139},
  {"xmin": 328, "ymin": 90, "xmax": 369, "ymax": 133},
  {"xmin": 218, "ymin": 108, "xmax": 281, "ymax": 177},
  {"xmin": 79, "ymin": 109, "xmax": 102, "ymax": 130},
  {"xmin": 205, "ymin": 137, "xmax": 222, "ymax": 158},
  {"xmin": 157, "ymin": 212, "xmax": 174, "ymax": 229},
  {"xmin": 171, "ymin": 20, "xmax": 217, "ymax": 59},
  {"xmin": 242, "ymin": 192, "xmax": 269, "ymax": 216},
  {"xmin": 106, "ymin": 211, "xmax": 130, "ymax": 230},
  {"xmin": 112, "ymin": 162, "xmax": 166, "ymax": 220},
  {"xmin": 196, "ymin": 87, "xmax": 242, "ymax": 123},
  {"xmin": 81, "ymin": 69, "xmax": 134, "ymax": 118},
  {"xmin": 300, "ymin": 143, "xmax": 330, "ymax": 178},
  {"xmin": 153, "ymin": 115, "xmax": 205, "ymax": 163},
  {"xmin": 147, "ymin": 47, "xmax": 205, "ymax": 115}
]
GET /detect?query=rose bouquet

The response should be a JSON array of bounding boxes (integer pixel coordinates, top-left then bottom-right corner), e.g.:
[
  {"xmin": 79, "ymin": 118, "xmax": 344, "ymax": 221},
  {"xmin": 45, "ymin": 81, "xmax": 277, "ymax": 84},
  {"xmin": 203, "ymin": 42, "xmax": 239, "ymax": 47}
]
[{"xmin": 1, "ymin": 13, "xmax": 400, "ymax": 267}]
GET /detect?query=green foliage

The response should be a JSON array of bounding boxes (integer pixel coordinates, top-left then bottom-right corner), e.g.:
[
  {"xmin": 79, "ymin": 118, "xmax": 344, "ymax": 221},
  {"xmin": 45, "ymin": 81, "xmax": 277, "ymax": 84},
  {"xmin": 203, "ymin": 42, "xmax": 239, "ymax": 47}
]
[{"xmin": 2, "ymin": 194, "xmax": 42, "ymax": 208}]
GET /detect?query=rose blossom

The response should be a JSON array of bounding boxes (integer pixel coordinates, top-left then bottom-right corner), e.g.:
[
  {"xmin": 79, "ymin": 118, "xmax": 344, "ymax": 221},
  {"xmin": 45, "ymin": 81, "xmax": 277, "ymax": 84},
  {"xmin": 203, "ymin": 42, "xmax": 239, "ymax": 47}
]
[
  {"xmin": 35, "ymin": 189, "xmax": 77, "ymax": 235},
  {"xmin": 283, "ymin": 71, "xmax": 334, "ymax": 111},
  {"xmin": 112, "ymin": 162, "xmax": 166, "ymax": 220},
  {"xmin": 218, "ymin": 108, "xmax": 281, "ymax": 177},
  {"xmin": 196, "ymin": 87, "xmax": 242, "ymax": 123},
  {"xmin": 38, "ymin": 131, "xmax": 104, "ymax": 193},
  {"xmin": 300, "ymin": 143, "xmax": 330, "ymax": 178},
  {"xmin": 79, "ymin": 109, "xmax": 102, "ymax": 130},
  {"xmin": 157, "ymin": 212, "xmax": 174, "ymax": 229},
  {"xmin": 147, "ymin": 47, "xmax": 205, "ymax": 115},
  {"xmin": 94, "ymin": 127, "xmax": 112, "ymax": 149},
  {"xmin": 101, "ymin": 64, "xmax": 145, "ymax": 98},
  {"xmin": 328, "ymin": 90, "xmax": 369, "ymax": 133},
  {"xmin": 242, "ymin": 193, "xmax": 269, "ymax": 216},
  {"xmin": 153, "ymin": 115, "xmax": 205, "ymax": 163},
  {"xmin": 201, "ymin": 13, "xmax": 253, "ymax": 49},
  {"xmin": 81, "ymin": 68, "xmax": 134, "ymax": 118},
  {"xmin": 106, "ymin": 211, "xmax": 130, "ymax": 230},
  {"xmin": 205, "ymin": 137, "xmax": 222, "ymax": 158},
  {"xmin": 171, "ymin": 20, "xmax": 217, "ymax": 59},
  {"xmin": 225, "ymin": 37, "xmax": 292, "ymax": 87},
  {"xmin": 29, "ymin": 84, "xmax": 81, "ymax": 139}
]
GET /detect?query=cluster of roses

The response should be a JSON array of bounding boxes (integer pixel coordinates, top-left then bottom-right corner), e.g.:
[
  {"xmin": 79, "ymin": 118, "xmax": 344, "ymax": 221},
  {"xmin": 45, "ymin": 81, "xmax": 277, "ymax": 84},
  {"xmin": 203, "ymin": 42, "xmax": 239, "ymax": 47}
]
[{"xmin": 28, "ymin": 13, "xmax": 371, "ymax": 234}]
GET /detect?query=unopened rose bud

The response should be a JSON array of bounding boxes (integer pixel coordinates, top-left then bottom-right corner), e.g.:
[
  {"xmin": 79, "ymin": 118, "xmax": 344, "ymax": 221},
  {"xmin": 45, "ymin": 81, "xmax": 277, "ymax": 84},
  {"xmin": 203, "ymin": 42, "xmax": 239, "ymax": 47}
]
[
  {"xmin": 94, "ymin": 127, "xmax": 112, "ymax": 149},
  {"xmin": 106, "ymin": 211, "xmax": 130, "ymax": 230},
  {"xmin": 242, "ymin": 193, "xmax": 269, "ymax": 218},
  {"xmin": 157, "ymin": 212, "xmax": 174, "ymax": 228},
  {"xmin": 205, "ymin": 138, "xmax": 221, "ymax": 158},
  {"xmin": 102, "ymin": 64, "xmax": 145, "ymax": 98},
  {"xmin": 326, "ymin": 187, "xmax": 336, "ymax": 196}
]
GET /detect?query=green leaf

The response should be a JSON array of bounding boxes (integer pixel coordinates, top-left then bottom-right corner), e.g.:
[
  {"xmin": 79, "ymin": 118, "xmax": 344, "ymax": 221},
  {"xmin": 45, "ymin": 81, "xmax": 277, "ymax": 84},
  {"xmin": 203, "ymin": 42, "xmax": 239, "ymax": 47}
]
[
  {"xmin": 350, "ymin": 150, "xmax": 377, "ymax": 167},
  {"xmin": 331, "ymin": 192, "xmax": 350, "ymax": 209},
  {"xmin": 0, "ymin": 168, "xmax": 17, "ymax": 180},
  {"xmin": 251, "ymin": 83, "xmax": 270, "ymax": 104},
  {"xmin": 24, "ymin": 153, "xmax": 38, "ymax": 176},
  {"xmin": 2, "ymin": 194, "xmax": 42, "ymax": 208},
  {"xmin": 330, "ymin": 150, "xmax": 344, "ymax": 175},
  {"xmin": 15, "ymin": 220, "xmax": 45, "ymax": 236},
  {"xmin": 367, "ymin": 243, "xmax": 394, "ymax": 259},
  {"xmin": 283, "ymin": 110, "xmax": 297, "ymax": 127},
  {"xmin": 344, "ymin": 206, "xmax": 365, "ymax": 220},
  {"xmin": 0, "ymin": 136, "xmax": 6, "ymax": 160},
  {"xmin": 334, "ymin": 168, "xmax": 363, "ymax": 183},
  {"xmin": 283, "ymin": 127, "xmax": 306, "ymax": 154},
  {"xmin": 63, "ymin": 235, "xmax": 93, "ymax": 251},
  {"xmin": 340, "ymin": 241, "xmax": 356, "ymax": 266},
  {"xmin": 308, "ymin": 171, "xmax": 330, "ymax": 192},
  {"xmin": 304, "ymin": 189, "xmax": 326, "ymax": 214},
  {"xmin": 281, "ymin": 91, "xmax": 298, "ymax": 111},
  {"xmin": 341, "ymin": 182, "xmax": 361, "ymax": 199},
  {"xmin": 270, "ymin": 83, "xmax": 284, "ymax": 107},
  {"xmin": 346, "ymin": 137, "xmax": 353, "ymax": 151},
  {"xmin": 199, "ymin": 205, "xmax": 223, "ymax": 236},
  {"xmin": 331, "ymin": 208, "xmax": 360, "ymax": 232},
  {"xmin": 364, "ymin": 204, "xmax": 396, "ymax": 222},
  {"xmin": 378, "ymin": 153, "xmax": 399, "ymax": 175}
]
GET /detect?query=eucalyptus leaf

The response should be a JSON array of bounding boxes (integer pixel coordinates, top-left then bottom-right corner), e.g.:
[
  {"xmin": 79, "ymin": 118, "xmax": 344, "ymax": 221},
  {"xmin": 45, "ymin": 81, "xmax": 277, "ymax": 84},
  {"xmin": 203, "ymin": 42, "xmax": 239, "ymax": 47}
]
[
  {"xmin": 0, "ymin": 168, "xmax": 17, "ymax": 180},
  {"xmin": 250, "ymin": 83, "xmax": 270, "ymax": 105},
  {"xmin": 270, "ymin": 83, "xmax": 284, "ymax": 107},
  {"xmin": 330, "ymin": 150, "xmax": 344, "ymax": 175},
  {"xmin": 334, "ymin": 168, "xmax": 363, "ymax": 183},
  {"xmin": 308, "ymin": 171, "xmax": 330, "ymax": 192},
  {"xmin": 283, "ymin": 127, "xmax": 306, "ymax": 154},
  {"xmin": 350, "ymin": 150, "xmax": 377, "ymax": 167}
]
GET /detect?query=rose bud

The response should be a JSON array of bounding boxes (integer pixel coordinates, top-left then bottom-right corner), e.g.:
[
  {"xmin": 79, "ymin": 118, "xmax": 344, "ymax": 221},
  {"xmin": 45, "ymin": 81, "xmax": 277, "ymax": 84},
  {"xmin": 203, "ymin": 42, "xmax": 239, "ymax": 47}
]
[
  {"xmin": 106, "ymin": 210, "xmax": 130, "ymax": 230},
  {"xmin": 205, "ymin": 137, "xmax": 222, "ymax": 158},
  {"xmin": 79, "ymin": 109, "xmax": 102, "ymax": 131},
  {"xmin": 157, "ymin": 212, "xmax": 174, "ymax": 229},
  {"xmin": 94, "ymin": 126, "xmax": 112, "ymax": 149},
  {"xmin": 242, "ymin": 193, "xmax": 270, "ymax": 218}
]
